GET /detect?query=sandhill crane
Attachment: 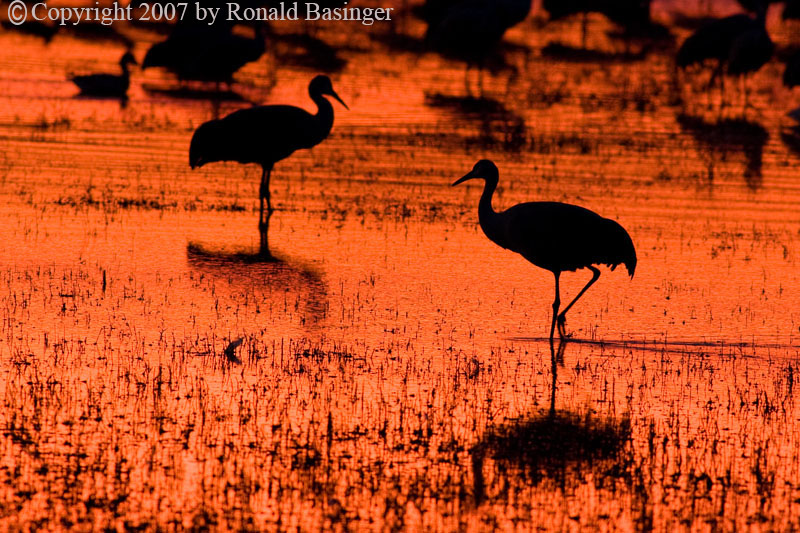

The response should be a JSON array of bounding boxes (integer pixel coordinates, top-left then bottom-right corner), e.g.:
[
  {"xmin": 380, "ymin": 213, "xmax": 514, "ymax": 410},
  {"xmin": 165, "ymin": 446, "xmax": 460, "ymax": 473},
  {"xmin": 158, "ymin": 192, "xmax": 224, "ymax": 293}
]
[{"xmin": 453, "ymin": 160, "xmax": 636, "ymax": 341}]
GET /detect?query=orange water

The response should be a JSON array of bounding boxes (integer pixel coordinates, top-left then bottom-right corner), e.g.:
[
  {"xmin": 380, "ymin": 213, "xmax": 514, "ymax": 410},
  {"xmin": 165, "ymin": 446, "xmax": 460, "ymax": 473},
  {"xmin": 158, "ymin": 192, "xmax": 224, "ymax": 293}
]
[{"xmin": 1, "ymin": 1, "xmax": 800, "ymax": 530}]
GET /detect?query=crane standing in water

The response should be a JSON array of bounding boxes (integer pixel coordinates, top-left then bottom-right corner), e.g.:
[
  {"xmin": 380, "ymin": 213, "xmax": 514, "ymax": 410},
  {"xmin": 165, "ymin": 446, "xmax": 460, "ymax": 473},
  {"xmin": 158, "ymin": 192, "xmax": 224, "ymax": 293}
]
[
  {"xmin": 453, "ymin": 160, "xmax": 636, "ymax": 342},
  {"xmin": 423, "ymin": 0, "xmax": 531, "ymax": 92},
  {"xmin": 676, "ymin": 0, "xmax": 773, "ymax": 108},
  {"xmin": 189, "ymin": 75, "xmax": 348, "ymax": 247}
]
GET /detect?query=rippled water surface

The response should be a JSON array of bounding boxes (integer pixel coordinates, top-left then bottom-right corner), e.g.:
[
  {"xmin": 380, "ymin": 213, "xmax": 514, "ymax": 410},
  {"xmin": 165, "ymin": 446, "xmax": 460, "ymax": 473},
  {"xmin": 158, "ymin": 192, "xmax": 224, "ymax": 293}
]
[{"xmin": 2, "ymin": 0, "xmax": 800, "ymax": 530}]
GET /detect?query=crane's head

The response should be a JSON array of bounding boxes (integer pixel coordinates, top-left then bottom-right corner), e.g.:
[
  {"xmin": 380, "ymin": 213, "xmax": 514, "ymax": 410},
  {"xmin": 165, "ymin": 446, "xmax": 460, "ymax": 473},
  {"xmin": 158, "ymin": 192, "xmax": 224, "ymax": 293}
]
[
  {"xmin": 120, "ymin": 51, "xmax": 137, "ymax": 68},
  {"xmin": 452, "ymin": 159, "xmax": 499, "ymax": 186},
  {"xmin": 189, "ymin": 121, "xmax": 218, "ymax": 169},
  {"xmin": 309, "ymin": 75, "xmax": 349, "ymax": 110}
]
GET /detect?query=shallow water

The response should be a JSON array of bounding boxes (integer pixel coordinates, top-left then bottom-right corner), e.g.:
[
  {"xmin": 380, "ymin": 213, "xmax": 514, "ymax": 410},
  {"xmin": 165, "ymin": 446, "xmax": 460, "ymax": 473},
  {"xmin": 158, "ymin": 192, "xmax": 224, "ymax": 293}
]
[{"xmin": 2, "ymin": 0, "xmax": 800, "ymax": 530}]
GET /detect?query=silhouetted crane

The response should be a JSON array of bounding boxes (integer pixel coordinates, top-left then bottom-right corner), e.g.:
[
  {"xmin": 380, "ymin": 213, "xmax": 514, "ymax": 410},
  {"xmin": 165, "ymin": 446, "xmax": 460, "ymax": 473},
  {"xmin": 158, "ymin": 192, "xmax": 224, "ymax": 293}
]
[
  {"xmin": 189, "ymin": 75, "xmax": 347, "ymax": 245},
  {"xmin": 423, "ymin": 0, "xmax": 531, "ymax": 92},
  {"xmin": 143, "ymin": 23, "xmax": 266, "ymax": 86},
  {"xmin": 676, "ymin": 1, "xmax": 773, "ymax": 107},
  {"xmin": 70, "ymin": 51, "xmax": 137, "ymax": 97},
  {"xmin": 452, "ymin": 160, "xmax": 636, "ymax": 341}
]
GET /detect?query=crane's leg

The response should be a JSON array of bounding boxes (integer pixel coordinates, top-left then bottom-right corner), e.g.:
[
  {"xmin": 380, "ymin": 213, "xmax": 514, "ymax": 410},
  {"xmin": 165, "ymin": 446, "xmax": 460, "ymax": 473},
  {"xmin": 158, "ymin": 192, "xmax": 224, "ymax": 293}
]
[
  {"xmin": 259, "ymin": 165, "xmax": 273, "ymax": 220},
  {"xmin": 550, "ymin": 272, "xmax": 561, "ymax": 344},
  {"xmin": 557, "ymin": 266, "xmax": 601, "ymax": 338},
  {"xmin": 548, "ymin": 337, "xmax": 566, "ymax": 418}
]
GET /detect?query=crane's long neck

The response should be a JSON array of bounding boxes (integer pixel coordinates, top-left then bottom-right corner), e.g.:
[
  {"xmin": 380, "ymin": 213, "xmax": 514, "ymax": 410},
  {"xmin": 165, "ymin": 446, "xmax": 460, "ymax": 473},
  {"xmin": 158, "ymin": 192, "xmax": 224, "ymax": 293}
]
[
  {"xmin": 310, "ymin": 92, "xmax": 335, "ymax": 140},
  {"xmin": 477, "ymin": 177, "xmax": 506, "ymax": 248}
]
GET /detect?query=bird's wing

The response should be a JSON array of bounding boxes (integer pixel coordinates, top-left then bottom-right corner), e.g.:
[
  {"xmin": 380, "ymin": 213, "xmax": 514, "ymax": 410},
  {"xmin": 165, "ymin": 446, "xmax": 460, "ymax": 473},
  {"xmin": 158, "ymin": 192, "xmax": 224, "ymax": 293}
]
[
  {"xmin": 503, "ymin": 202, "xmax": 636, "ymax": 274},
  {"xmin": 191, "ymin": 105, "xmax": 317, "ymax": 167}
]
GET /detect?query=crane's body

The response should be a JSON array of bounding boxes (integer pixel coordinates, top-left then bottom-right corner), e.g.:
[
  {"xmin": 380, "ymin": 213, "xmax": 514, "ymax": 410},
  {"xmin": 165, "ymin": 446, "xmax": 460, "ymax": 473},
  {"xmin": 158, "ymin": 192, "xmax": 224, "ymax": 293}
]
[
  {"xmin": 189, "ymin": 75, "xmax": 347, "ymax": 248},
  {"xmin": 485, "ymin": 202, "xmax": 635, "ymax": 275},
  {"xmin": 454, "ymin": 160, "xmax": 636, "ymax": 341},
  {"xmin": 423, "ymin": 0, "xmax": 531, "ymax": 86},
  {"xmin": 190, "ymin": 105, "xmax": 332, "ymax": 169},
  {"xmin": 676, "ymin": 3, "xmax": 772, "ymax": 106},
  {"xmin": 143, "ymin": 24, "xmax": 265, "ymax": 85}
]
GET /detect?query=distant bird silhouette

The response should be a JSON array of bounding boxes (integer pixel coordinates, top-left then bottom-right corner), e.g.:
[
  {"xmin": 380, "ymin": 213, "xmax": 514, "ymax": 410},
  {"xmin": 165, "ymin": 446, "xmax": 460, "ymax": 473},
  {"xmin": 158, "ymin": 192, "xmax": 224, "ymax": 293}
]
[
  {"xmin": 453, "ymin": 160, "xmax": 636, "ymax": 341},
  {"xmin": 70, "ymin": 51, "xmax": 137, "ymax": 97},
  {"xmin": 143, "ymin": 23, "xmax": 266, "ymax": 86},
  {"xmin": 543, "ymin": 0, "xmax": 652, "ymax": 48},
  {"xmin": 423, "ymin": 0, "xmax": 531, "ymax": 90},
  {"xmin": 676, "ymin": 2, "xmax": 773, "ymax": 106},
  {"xmin": 190, "ymin": 75, "xmax": 347, "ymax": 244},
  {"xmin": 784, "ymin": 49, "xmax": 800, "ymax": 88}
]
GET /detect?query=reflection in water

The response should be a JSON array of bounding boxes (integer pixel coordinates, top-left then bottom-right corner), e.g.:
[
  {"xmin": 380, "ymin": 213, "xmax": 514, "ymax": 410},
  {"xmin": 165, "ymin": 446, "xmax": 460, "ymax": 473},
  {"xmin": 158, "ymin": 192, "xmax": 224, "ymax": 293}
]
[
  {"xmin": 186, "ymin": 212, "xmax": 328, "ymax": 329},
  {"xmin": 186, "ymin": 242, "xmax": 328, "ymax": 330},
  {"xmin": 425, "ymin": 93, "xmax": 526, "ymax": 151},
  {"xmin": 142, "ymin": 84, "xmax": 253, "ymax": 104},
  {"xmin": 541, "ymin": 42, "xmax": 649, "ymax": 63},
  {"xmin": 677, "ymin": 113, "xmax": 768, "ymax": 190},
  {"xmin": 472, "ymin": 339, "xmax": 631, "ymax": 503}
]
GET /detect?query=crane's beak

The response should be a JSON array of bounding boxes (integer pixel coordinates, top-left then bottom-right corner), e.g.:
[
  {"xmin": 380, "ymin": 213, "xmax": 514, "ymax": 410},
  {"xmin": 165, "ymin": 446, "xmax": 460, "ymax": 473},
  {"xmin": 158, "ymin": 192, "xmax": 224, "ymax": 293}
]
[
  {"xmin": 452, "ymin": 170, "xmax": 477, "ymax": 186},
  {"xmin": 330, "ymin": 90, "xmax": 349, "ymax": 110}
]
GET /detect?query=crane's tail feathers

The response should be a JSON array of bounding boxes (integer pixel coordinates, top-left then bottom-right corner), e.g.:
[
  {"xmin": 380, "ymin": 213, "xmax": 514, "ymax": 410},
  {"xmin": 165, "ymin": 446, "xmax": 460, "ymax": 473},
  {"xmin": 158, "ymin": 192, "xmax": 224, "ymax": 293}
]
[
  {"xmin": 604, "ymin": 218, "xmax": 637, "ymax": 279},
  {"xmin": 625, "ymin": 258, "xmax": 637, "ymax": 279}
]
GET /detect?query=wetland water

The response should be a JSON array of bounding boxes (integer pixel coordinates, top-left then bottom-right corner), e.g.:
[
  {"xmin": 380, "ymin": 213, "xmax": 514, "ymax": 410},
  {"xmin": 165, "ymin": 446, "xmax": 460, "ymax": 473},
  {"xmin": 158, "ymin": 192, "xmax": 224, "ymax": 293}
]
[{"xmin": 2, "ymin": 0, "xmax": 800, "ymax": 529}]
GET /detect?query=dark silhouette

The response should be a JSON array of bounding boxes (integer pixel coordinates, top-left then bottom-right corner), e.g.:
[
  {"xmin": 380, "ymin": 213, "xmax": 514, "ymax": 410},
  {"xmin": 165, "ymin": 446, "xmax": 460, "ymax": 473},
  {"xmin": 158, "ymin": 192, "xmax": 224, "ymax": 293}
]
[
  {"xmin": 471, "ymin": 339, "xmax": 631, "ymax": 500},
  {"xmin": 676, "ymin": 1, "xmax": 773, "ymax": 107},
  {"xmin": 677, "ymin": 113, "xmax": 768, "ymax": 190},
  {"xmin": 223, "ymin": 338, "xmax": 244, "ymax": 364},
  {"xmin": 542, "ymin": 0, "xmax": 652, "ymax": 49},
  {"xmin": 143, "ymin": 23, "xmax": 266, "ymax": 86},
  {"xmin": 471, "ymin": 408, "xmax": 631, "ymax": 495},
  {"xmin": 189, "ymin": 75, "xmax": 347, "ymax": 249},
  {"xmin": 142, "ymin": 85, "xmax": 252, "ymax": 104},
  {"xmin": 70, "ymin": 51, "xmax": 137, "ymax": 98},
  {"xmin": 186, "ymin": 211, "xmax": 328, "ymax": 331},
  {"xmin": 784, "ymin": 49, "xmax": 800, "ymax": 88},
  {"xmin": 423, "ymin": 0, "xmax": 531, "ymax": 92},
  {"xmin": 784, "ymin": 0, "xmax": 800, "ymax": 19},
  {"xmin": 424, "ymin": 93, "xmax": 527, "ymax": 151},
  {"xmin": 452, "ymin": 160, "xmax": 636, "ymax": 341},
  {"xmin": 1, "ymin": 16, "xmax": 58, "ymax": 42}
]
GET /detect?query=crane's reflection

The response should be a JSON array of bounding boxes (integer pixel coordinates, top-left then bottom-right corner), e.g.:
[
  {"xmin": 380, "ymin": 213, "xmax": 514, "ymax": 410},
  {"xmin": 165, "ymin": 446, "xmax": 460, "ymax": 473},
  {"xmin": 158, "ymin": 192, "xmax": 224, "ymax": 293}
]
[
  {"xmin": 186, "ymin": 210, "xmax": 327, "ymax": 329},
  {"xmin": 677, "ymin": 113, "xmax": 768, "ymax": 190},
  {"xmin": 471, "ymin": 339, "xmax": 631, "ymax": 503}
]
